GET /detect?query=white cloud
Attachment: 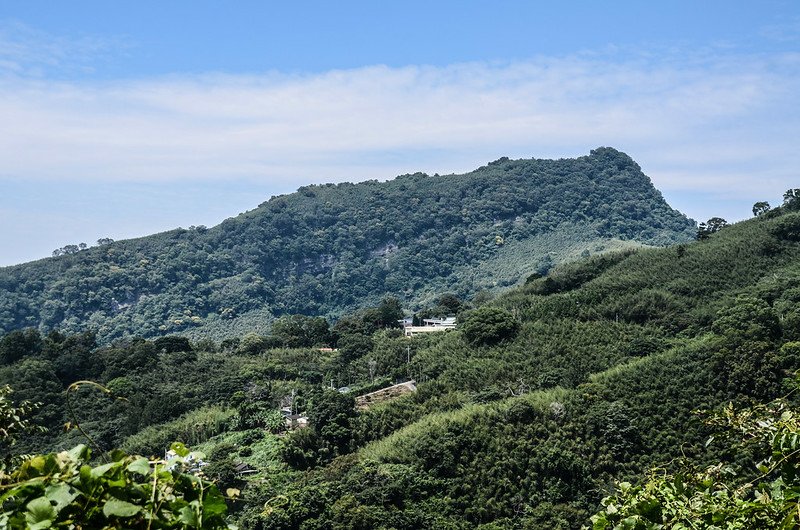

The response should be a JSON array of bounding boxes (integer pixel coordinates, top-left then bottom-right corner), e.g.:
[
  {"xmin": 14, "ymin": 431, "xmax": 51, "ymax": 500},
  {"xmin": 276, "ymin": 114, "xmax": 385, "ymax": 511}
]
[
  {"xmin": 0, "ymin": 43, "xmax": 799, "ymax": 255},
  {"xmin": 1, "ymin": 49, "xmax": 797, "ymax": 201}
]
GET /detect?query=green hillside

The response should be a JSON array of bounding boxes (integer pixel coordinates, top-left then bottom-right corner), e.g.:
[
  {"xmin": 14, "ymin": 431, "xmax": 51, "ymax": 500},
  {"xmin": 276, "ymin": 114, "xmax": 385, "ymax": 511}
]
[
  {"xmin": 231, "ymin": 200, "xmax": 800, "ymax": 529},
  {"xmin": 0, "ymin": 147, "xmax": 693, "ymax": 342},
  {"xmin": 2, "ymin": 193, "xmax": 798, "ymax": 528}
]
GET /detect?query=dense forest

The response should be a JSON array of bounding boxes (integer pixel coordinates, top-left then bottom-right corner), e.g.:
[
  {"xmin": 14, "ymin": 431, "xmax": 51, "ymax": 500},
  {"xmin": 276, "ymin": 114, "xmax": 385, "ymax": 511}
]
[
  {"xmin": 2, "ymin": 187, "xmax": 800, "ymax": 527},
  {"xmin": 0, "ymin": 148, "xmax": 694, "ymax": 343}
]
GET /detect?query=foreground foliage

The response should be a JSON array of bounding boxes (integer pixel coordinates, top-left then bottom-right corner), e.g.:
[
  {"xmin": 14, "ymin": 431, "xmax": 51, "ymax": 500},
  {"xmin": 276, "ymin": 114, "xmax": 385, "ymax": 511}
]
[
  {"xmin": 0, "ymin": 386, "xmax": 234, "ymax": 530},
  {"xmin": 592, "ymin": 394, "xmax": 800, "ymax": 529},
  {"xmin": 0, "ymin": 442, "xmax": 233, "ymax": 529}
]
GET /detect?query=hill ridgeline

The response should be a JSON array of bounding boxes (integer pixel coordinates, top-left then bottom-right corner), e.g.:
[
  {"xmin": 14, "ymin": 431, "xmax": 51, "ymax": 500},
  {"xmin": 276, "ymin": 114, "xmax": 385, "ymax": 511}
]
[{"xmin": 0, "ymin": 147, "xmax": 694, "ymax": 341}]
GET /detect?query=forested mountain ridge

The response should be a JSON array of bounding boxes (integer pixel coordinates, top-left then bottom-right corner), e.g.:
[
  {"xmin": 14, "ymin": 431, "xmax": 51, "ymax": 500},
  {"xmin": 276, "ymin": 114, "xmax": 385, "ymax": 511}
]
[
  {"xmin": 2, "ymin": 190, "xmax": 799, "ymax": 528},
  {"xmin": 0, "ymin": 147, "xmax": 694, "ymax": 342}
]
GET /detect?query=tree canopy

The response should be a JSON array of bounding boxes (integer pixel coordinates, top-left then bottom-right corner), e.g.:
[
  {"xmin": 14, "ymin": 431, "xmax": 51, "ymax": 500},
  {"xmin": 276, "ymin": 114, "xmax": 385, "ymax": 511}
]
[{"xmin": 0, "ymin": 148, "xmax": 694, "ymax": 343}]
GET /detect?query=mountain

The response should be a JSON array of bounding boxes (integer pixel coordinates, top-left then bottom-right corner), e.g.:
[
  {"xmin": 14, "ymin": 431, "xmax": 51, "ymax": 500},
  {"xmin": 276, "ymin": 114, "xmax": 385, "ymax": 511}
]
[
  {"xmin": 2, "ymin": 183, "xmax": 798, "ymax": 528},
  {"xmin": 0, "ymin": 147, "xmax": 694, "ymax": 342}
]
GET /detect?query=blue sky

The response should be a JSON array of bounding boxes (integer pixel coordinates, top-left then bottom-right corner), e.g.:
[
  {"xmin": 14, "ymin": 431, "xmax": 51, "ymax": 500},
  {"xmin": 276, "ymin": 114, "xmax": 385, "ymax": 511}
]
[{"xmin": 1, "ymin": 1, "xmax": 800, "ymax": 265}]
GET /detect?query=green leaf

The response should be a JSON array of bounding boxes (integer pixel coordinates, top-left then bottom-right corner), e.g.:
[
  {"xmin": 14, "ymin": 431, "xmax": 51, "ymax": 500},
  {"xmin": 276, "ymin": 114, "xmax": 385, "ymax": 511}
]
[
  {"xmin": 170, "ymin": 442, "xmax": 190, "ymax": 457},
  {"xmin": 27, "ymin": 456, "xmax": 49, "ymax": 474},
  {"xmin": 90, "ymin": 461, "xmax": 119, "ymax": 477},
  {"xmin": 67, "ymin": 444, "xmax": 89, "ymax": 462},
  {"xmin": 179, "ymin": 504, "xmax": 199, "ymax": 526},
  {"xmin": 109, "ymin": 449, "xmax": 128, "ymax": 462},
  {"xmin": 102, "ymin": 498, "xmax": 142, "ymax": 518},
  {"xmin": 44, "ymin": 483, "xmax": 79, "ymax": 512},
  {"xmin": 78, "ymin": 464, "xmax": 94, "ymax": 487},
  {"xmin": 202, "ymin": 487, "xmax": 228, "ymax": 517},
  {"xmin": 619, "ymin": 516, "xmax": 640, "ymax": 529},
  {"xmin": 25, "ymin": 497, "xmax": 56, "ymax": 529},
  {"xmin": 127, "ymin": 457, "xmax": 151, "ymax": 476}
]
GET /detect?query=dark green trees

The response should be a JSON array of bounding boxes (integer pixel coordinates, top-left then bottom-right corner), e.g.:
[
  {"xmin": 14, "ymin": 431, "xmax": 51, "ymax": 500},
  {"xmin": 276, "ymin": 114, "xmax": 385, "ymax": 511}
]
[
  {"xmin": 711, "ymin": 296, "xmax": 784, "ymax": 398},
  {"xmin": 0, "ymin": 149, "xmax": 696, "ymax": 342},
  {"xmin": 0, "ymin": 328, "xmax": 42, "ymax": 365},
  {"xmin": 360, "ymin": 297, "xmax": 404, "ymax": 331},
  {"xmin": 752, "ymin": 201, "xmax": 771, "ymax": 216},
  {"xmin": 152, "ymin": 336, "xmax": 193, "ymax": 353},
  {"xmin": 308, "ymin": 390, "xmax": 357, "ymax": 456},
  {"xmin": 461, "ymin": 306, "xmax": 520, "ymax": 346},
  {"xmin": 696, "ymin": 217, "xmax": 728, "ymax": 240},
  {"xmin": 281, "ymin": 390, "xmax": 357, "ymax": 470},
  {"xmin": 783, "ymin": 188, "xmax": 800, "ymax": 209},
  {"xmin": 270, "ymin": 315, "xmax": 332, "ymax": 348},
  {"xmin": 771, "ymin": 213, "xmax": 800, "ymax": 242}
]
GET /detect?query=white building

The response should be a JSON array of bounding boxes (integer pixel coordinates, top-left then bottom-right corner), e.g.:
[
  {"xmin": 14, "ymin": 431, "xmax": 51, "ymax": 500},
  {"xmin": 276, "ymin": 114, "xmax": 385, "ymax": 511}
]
[{"xmin": 401, "ymin": 316, "xmax": 457, "ymax": 337}]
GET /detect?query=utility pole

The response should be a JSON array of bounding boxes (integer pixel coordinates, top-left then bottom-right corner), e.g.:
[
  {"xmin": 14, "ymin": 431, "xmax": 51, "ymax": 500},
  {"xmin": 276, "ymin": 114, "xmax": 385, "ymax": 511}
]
[
  {"xmin": 406, "ymin": 345, "xmax": 411, "ymax": 378},
  {"xmin": 369, "ymin": 358, "xmax": 377, "ymax": 385}
]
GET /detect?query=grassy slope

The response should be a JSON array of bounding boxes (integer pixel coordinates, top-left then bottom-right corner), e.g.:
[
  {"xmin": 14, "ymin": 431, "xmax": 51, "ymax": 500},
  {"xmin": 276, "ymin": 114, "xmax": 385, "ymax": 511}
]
[{"xmin": 256, "ymin": 207, "xmax": 800, "ymax": 529}]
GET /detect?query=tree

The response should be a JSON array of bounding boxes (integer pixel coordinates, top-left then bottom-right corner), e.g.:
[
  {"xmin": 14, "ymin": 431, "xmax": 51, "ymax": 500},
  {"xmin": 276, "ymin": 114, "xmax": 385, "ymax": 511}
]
[
  {"xmin": 784, "ymin": 188, "xmax": 800, "ymax": 209},
  {"xmin": 711, "ymin": 296, "xmax": 785, "ymax": 399},
  {"xmin": 696, "ymin": 217, "xmax": 728, "ymax": 240},
  {"xmin": 45, "ymin": 330, "xmax": 99, "ymax": 384},
  {"xmin": 0, "ymin": 328, "xmax": 42, "ymax": 365},
  {"xmin": 436, "ymin": 293, "xmax": 463, "ymax": 314},
  {"xmin": 361, "ymin": 297, "xmax": 404, "ymax": 331},
  {"xmin": 752, "ymin": 201, "xmax": 770, "ymax": 216},
  {"xmin": 153, "ymin": 335, "xmax": 193, "ymax": 353},
  {"xmin": 332, "ymin": 315, "xmax": 371, "ymax": 339},
  {"xmin": 712, "ymin": 296, "xmax": 781, "ymax": 345},
  {"xmin": 0, "ymin": 385, "xmax": 42, "ymax": 451},
  {"xmin": 99, "ymin": 339, "xmax": 158, "ymax": 380},
  {"xmin": 280, "ymin": 427, "xmax": 322, "ymax": 470},
  {"xmin": 308, "ymin": 390, "xmax": 356, "ymax": 458},
  {"xmin": 336, "ymin": 333, "xmax": 374, "ymax": 362},
  {"xmin": 461, "ymin": 306, "xmax": 520, "ymax": 346},
  {"xmin": 271, "ymin": 314, "xmax": 331, "ymax": 348},
  {"xmin": 236, "ymin": 332, "xmax": 269, "ymax": 355},
  {"xmin": 772, "ymin": 213, "xmax": 800, "ymax": 241}
]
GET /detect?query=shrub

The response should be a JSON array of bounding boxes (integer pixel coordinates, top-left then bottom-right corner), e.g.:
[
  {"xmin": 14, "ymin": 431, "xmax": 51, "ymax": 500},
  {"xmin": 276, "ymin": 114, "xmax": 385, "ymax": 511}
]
[{"xmin": 461, "ymin": 306, "xmax": 520, "ymax": 346}]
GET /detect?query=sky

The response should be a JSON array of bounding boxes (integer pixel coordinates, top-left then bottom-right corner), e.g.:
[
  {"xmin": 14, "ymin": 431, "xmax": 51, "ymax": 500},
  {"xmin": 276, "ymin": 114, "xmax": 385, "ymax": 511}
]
[{"xmin": 1, "ymin": 0, "xmax": 799, "ymax": 266}]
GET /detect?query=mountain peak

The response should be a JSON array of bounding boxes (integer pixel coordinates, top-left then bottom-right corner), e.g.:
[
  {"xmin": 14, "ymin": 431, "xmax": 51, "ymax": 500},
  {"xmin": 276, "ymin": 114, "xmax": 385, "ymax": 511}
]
[{"xmin": 0, "ymin": 152, "xmax": 694, "ymax": 341}]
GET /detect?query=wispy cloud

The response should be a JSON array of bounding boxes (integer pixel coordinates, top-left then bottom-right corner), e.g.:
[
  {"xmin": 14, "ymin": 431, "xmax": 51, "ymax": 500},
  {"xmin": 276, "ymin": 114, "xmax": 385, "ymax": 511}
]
[
  {"xmin": 1, "ymin": 48, "xmax": 798, "ymax": 202},
  {"xmin": 759, "ymin": 16, "xmax": 800, "ymax": 43},
  {"xmin": 0, "ymin": 20, "xmax": 124, "ymax": 78},
  {"xmin": 0, "ymin": 22, "xmax": 798, "ymax": 266}
]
